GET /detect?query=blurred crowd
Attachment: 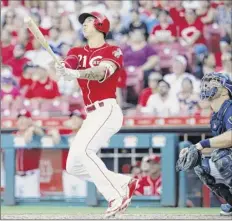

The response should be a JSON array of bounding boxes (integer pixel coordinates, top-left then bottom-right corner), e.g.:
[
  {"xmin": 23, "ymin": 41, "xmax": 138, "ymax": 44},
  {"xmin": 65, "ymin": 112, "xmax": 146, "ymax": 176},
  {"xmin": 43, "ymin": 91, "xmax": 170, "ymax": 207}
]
[{"xmin": 1, "ymin": 0, "xmax": 232, "ymax": 118}]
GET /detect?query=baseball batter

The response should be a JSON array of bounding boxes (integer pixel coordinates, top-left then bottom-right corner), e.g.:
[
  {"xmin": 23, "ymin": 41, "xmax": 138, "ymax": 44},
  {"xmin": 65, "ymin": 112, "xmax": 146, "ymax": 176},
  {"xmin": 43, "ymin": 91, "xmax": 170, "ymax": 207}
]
[{"xmin": 55, "ymin": 12, "xmax": 138, "ymax": 218}]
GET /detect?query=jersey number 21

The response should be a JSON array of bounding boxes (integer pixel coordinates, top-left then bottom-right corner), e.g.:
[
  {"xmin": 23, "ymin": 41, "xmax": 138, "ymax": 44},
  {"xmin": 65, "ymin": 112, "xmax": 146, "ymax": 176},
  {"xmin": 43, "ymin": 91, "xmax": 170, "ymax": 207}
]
[{"xmin": 78, "ymin": 55, "xmax": 87, "ymax": 68}]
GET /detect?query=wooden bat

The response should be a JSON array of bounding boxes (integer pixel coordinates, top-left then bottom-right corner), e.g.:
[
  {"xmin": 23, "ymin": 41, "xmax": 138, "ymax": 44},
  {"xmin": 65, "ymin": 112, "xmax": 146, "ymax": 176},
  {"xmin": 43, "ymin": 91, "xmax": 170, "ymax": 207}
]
[{"xmin": 24, "ymin": 16, "xmax": 61, "ymax": 64}]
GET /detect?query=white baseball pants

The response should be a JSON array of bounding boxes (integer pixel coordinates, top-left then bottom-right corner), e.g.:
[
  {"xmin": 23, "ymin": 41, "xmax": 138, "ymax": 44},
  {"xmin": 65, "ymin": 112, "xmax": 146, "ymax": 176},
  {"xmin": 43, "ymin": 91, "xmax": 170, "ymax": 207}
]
[{"xmin": 66, "ymin": 99, "xmax": 131, "ymax": 202}]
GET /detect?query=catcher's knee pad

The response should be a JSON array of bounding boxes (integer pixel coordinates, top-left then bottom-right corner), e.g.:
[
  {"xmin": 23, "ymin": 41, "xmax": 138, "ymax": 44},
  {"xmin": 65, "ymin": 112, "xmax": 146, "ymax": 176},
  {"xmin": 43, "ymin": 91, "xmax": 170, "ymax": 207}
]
[
  {"xmin": 194, "ymin": 158, "xmax": 215, "ymax": 186},
  {"xmin": 194, "ymin": 158, "xmax": 232, "ymax": 204},
  {"xmin": 211, "ymin": 149, "xmax": 232, "ymax": 187}
]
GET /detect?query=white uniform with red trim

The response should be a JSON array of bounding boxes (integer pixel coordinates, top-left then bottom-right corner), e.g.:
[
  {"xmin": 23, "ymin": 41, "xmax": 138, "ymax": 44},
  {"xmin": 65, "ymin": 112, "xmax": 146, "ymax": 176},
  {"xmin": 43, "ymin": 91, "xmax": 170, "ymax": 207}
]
[{"xmin": 64, "ymin": 43, "xmax": 131, "ymax": 202}]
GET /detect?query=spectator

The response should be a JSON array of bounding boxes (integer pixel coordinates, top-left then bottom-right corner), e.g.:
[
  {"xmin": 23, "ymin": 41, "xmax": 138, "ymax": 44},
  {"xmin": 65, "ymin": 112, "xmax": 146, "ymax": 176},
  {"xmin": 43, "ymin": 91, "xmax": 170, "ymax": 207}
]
[
  {"xmin": 220, "ymin": 37, "xmax": 231, "ymax": 55},
  {"xmin": 30, "ymin": 11, "xmax": 50, "ymax": 36},
  {"xmin": 164, "ymin": 55, "xmax": 200, "ymax": 95},
  {"xmin": 127, "ymin": 9, "xmax": 149, "ymax": 40},
  {"xmin": 135, "ymin": 154, "xmax": 162, "ymax": 196},
  {"xmin": 1, "ymin": 65, "xmax": 21, "ymax": 116},
  {"xmin": 140, "ymin": 155, "xmax": 150, "ymax": 177},
  {"xmin": 137, "ymin": 72, "xmax": 162, "ymax": 109},
  {"xmin": 19, "ymin": 62, "xmax": 34, "ymax": 93},
  {"xmin": 49, "ymin": 14, "xmax": 61, "ymax": 29},
  {"xmin": 216, "ymin": 0, "xmax": 232, "ymax": 41},
  {"xmin": 106, "ymin": 13, "xmax": 128, "ymax": 45},
  {"xmin": 4, "ymin": 0, "xmax": 28, "ymax": 18},
  {"xmin": 195, "ymin": 53, "xmax": 216, "ymax": 79},
  {"xmin": 142, "ymin": 6, "xmax": 159, "ymax": 34},
  {"xmin": 2, "ymin": 9, "xmax": 17, "ymax": 36},
  {"xmin": 143, "ymin": 79, "xmax": 180, "ymax": 117},
  {"xmin": 48, "ymin": 27, "xmax": 64, "ymax": 55},
  {"xmin": 25, "ymin": 38, "xmax": 57, "ymax": 69},
  {"xmin": 196, "ymin": 0, "xmax": 216, "ymax": 24},
  {"xmin": 59, "ymin": 43, "xmax": 72, "ymax": 59},
  {"xmin": 131, "ymin": 161, "xmax": 142, "ymax": 179},
  {"xmin": 59, "ymin": 15, "xmax": 76, "ymax": 45},
  {"xmin": 24, "ymin": 66, "xmax": 61, "ymax": 115},
  {"xmin": 14, "ymin": 110, "xmax": 44, "ymax": 198},
  {"xmin": 179, "ymin": 9, "xmax": 206, "ymax": 47},
  {"xmin": 25, "ymin": 66, "xmax": 60, "ymax": 99},
  {"xmin": 16, "ymin": 28, "xmax": 33, "ymax": 51},
  {"xmin": 123, "ymin": 29, "xmax": 159, "ymax": 88},
  {"xmin": 149, "ymin": 9, "xmax": 177, "ymax": 44},
  {"xmin": 177, "ymin": 78, "xmax": 200, "ymax": 116},
  {"xmin": 220, "ymin": 52, "xmax": 232, "ymax": 80},
  {"xmin": 169, "ymin": 0, "xmax": 185, "ymax": 28},
  {"xmin": 5, "ymin": 44, "xmax": 30, "ymax": 79},
  {"xmin": 1, "ymin": 28, "xmax": 14, "ymax": 64}
]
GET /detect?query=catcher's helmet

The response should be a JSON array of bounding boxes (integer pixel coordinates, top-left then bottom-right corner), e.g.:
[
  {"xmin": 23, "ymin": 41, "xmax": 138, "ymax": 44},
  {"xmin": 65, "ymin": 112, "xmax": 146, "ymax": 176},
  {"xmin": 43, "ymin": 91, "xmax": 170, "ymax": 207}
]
[
  {"xmin": 200, "ymin": 72, "xmax": 232, "ymax": 100},
  {"xmin": 78, "ymin": 11, "xmax": 110, "ymax": 34}
]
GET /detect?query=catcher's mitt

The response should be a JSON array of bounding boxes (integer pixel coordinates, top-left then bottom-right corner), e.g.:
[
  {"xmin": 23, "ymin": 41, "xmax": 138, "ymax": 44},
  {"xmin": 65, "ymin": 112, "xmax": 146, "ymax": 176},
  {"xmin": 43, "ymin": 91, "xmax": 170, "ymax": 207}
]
[{"xmin": 176, "ymin": 145, "xmax": 202, "ymax": 172}]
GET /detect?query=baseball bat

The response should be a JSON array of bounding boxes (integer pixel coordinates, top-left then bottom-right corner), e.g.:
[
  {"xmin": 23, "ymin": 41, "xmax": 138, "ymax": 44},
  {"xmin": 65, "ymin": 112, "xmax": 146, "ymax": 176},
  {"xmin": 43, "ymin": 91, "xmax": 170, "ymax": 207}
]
[{"xmin": 24, "ymin": 16, "xmax": 61, "ymax": 64}]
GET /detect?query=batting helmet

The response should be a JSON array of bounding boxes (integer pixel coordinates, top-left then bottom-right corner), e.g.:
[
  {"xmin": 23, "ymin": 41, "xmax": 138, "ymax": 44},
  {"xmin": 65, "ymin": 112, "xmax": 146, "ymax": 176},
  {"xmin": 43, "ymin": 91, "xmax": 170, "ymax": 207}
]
[
  {"xmin": 78, "ymin": 11, "xmax": 110, "ymax": 34},
  {"xmin": 200, "ymin": 72, "xmax": 232, "ymax": 100}
]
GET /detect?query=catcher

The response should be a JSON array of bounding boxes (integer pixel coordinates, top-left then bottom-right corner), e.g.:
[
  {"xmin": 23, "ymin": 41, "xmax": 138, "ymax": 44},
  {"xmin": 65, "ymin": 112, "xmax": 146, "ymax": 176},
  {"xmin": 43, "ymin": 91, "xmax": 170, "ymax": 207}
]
[{"xmin": 176, "ymin": 72, "xmax": 232, "ymax": 216}]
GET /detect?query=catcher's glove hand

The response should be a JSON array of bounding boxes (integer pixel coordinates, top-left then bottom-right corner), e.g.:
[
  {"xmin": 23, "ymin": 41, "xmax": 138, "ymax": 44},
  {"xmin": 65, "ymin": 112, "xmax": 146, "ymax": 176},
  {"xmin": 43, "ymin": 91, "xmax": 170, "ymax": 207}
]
[{"xmin": 176, "ymin": 145, "xmax": 202, "ymax": 172}]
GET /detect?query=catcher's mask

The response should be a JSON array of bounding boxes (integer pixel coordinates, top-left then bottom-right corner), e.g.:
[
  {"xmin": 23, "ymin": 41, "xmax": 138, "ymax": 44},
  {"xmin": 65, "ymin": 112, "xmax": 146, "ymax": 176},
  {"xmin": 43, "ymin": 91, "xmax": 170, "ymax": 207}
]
[{"xmin": 200, "ymin": 72, "xmax": 232, "ymax": 100}]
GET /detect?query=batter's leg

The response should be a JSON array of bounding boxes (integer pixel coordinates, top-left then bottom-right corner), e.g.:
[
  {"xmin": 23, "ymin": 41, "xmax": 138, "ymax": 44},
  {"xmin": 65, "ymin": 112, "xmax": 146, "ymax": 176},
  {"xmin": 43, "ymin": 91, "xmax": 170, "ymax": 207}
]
[
  {"xmin": 66, "ymin": 156, "xmax": 131, "ymax": 187},
  {"xmin": 66, "ymin": 103, "xmax": 131, "ymax": 202}
]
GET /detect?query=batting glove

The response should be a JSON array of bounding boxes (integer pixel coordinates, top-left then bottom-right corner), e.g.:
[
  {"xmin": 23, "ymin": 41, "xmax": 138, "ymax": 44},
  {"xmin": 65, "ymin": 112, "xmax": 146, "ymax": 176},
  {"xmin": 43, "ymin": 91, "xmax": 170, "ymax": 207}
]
[{"xmin": 55, "ymin": 62, "xmax": 66, "ymax": 78}]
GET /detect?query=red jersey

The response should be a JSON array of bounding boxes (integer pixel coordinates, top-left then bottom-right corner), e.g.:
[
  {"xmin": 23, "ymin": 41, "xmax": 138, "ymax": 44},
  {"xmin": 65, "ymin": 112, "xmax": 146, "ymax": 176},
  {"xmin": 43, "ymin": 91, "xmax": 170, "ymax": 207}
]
[
  {"xmin": 151, "ymin": 23, "xmax": 177, "ymax": 38},
  {"xmin": 138, "ymin": 88, "xmax": 153, "ymax": 107},
  {"xmin": 25, "ymin": 77, "xmax": 60, "ymax": 99},
  {"xmin": 5, "ymin": 56, "xmax": 30, "ymax": 78},
  {"xmin": 13, "ymin": 131, "xmax": 41, "ymax": 172},
  {"xmin": 1, "ymin": 43, "xmax": 14, "ymax": 64},
  {"xmin": 179, "ymin": 18, "xmax": 206, "ymax": 45},
  {"xmin": 135, "ymin": 175, "xmax": 162, "ymax": 196},
  {"xmin": 169, "ymin": 7, "xmax": 185, "ymax": 27},
  {"xmin": 64, "ymin": 43, "xmax": 123, "ymax": 106}
]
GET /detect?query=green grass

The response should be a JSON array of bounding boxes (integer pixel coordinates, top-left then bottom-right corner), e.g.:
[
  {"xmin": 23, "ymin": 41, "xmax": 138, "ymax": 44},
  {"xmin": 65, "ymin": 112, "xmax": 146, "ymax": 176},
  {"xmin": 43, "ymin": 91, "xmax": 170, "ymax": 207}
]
[{"xmin": 1, "ymin": 206, "xmax": 220, "ymax": 215}]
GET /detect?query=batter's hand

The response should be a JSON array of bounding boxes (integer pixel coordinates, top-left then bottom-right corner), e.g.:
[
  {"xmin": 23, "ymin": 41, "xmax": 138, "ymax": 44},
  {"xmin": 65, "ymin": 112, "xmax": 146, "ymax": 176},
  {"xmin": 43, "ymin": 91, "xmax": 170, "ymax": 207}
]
[
  {"xmin": 55, "ymin": 62, "xmax": 66, "ymax": 78},
  {"xmin": 55, "ymin": 62, "xmax": 77, "ymax": 81}
]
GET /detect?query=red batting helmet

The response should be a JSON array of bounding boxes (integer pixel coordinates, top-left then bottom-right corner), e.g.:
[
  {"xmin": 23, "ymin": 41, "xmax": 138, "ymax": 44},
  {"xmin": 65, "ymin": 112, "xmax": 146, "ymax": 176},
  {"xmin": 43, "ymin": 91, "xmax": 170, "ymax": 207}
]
[{"xmin": 78, "ymin": 11, "xmax": 110, "ymax": 34}]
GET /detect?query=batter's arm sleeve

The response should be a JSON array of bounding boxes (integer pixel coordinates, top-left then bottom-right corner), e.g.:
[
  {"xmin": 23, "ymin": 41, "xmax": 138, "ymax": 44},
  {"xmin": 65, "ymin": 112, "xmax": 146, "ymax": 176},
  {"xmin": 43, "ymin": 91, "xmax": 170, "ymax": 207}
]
[
  {"xmin": 64, "ymin": 48, "xmax": 79, "ymax": 69},
  {"xmin": 100, "ymin": 46, "xmax": 123, "ymax": 69}
]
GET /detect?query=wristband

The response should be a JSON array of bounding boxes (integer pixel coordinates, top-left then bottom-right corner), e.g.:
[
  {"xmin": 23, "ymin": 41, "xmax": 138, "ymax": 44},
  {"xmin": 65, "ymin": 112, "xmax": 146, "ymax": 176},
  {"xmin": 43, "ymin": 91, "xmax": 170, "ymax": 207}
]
[{"xmin": 200, "ymin": 139, "xmax": 211, "ymax": 148}]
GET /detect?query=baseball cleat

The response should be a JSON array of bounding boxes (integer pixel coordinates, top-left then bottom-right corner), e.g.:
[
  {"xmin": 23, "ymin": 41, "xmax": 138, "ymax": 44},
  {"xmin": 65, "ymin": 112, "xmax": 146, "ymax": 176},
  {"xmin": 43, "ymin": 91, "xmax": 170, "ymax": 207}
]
[
  {"xmin": 119, "ymin": 178, "xmax": 139, "ymax": 213},
  {"xmin": 104, "ymin": 198, "xmax": 123, "ymax": 218},
  {"xmin": 220, "ymin": 203, "xmax": 232, "ymax": 216}
]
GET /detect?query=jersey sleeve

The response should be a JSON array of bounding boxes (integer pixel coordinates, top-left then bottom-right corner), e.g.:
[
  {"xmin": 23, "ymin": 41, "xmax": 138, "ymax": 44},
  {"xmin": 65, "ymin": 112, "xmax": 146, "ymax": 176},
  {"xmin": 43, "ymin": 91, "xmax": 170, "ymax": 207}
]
[
  {"xmin": 64, "ymin": 48, "xmax": 79, "ymax": 69},
  {"xmin": 101, "ymin": 46, "xmax": 123, "ymax": 69},
  {"xmin": 145, "ymin": 45, "xmax": 157, "ymax": 57},
  {"xmin": 224, "ymin": 106, "xmax": 232, "ymax": 131}
]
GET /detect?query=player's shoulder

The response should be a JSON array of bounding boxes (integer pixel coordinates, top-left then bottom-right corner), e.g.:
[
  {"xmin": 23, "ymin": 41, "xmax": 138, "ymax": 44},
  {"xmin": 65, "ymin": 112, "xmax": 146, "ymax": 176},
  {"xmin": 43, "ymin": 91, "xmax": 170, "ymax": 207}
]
[
  {"xmin": 104, "ymin": 44, "xmax": 123, "ymax": 58},
  {"xmin": 67, "ymin": 46, "xmax": 85, "ymax": 55},
  {"xmin": 223, "ymin": 100, "xmax": 232, "ymax": 114},
  {"xmin": 106, "ymin": 44, "xmax": 122, "ymax": 52}
]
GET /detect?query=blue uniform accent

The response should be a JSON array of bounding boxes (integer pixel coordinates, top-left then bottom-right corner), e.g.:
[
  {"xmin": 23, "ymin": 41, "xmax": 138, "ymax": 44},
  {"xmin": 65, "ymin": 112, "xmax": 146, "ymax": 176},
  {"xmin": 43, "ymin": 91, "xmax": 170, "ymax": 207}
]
[
  {"xmin": 210, "ymin": 100, "xmax": 232, "ymax": 136},
  {"xmin": 195, "ymin": 98, "xmax": 232, "ymax": 207}
]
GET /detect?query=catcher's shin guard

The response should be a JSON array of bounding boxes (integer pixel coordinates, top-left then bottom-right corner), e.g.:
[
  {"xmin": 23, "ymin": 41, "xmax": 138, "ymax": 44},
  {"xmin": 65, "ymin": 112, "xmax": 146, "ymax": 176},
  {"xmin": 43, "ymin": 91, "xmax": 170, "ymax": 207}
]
[{"xmin": 194, "ymin": 160, "xmax": 232, "ymax": 205}]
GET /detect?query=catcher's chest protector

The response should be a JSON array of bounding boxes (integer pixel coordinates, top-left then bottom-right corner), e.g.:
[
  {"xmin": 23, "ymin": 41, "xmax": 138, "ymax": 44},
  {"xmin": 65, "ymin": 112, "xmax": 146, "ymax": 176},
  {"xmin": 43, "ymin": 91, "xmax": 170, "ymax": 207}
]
[{"xmin": 210, "ymin": 100, "xmax": 232, "ymax": 136}]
